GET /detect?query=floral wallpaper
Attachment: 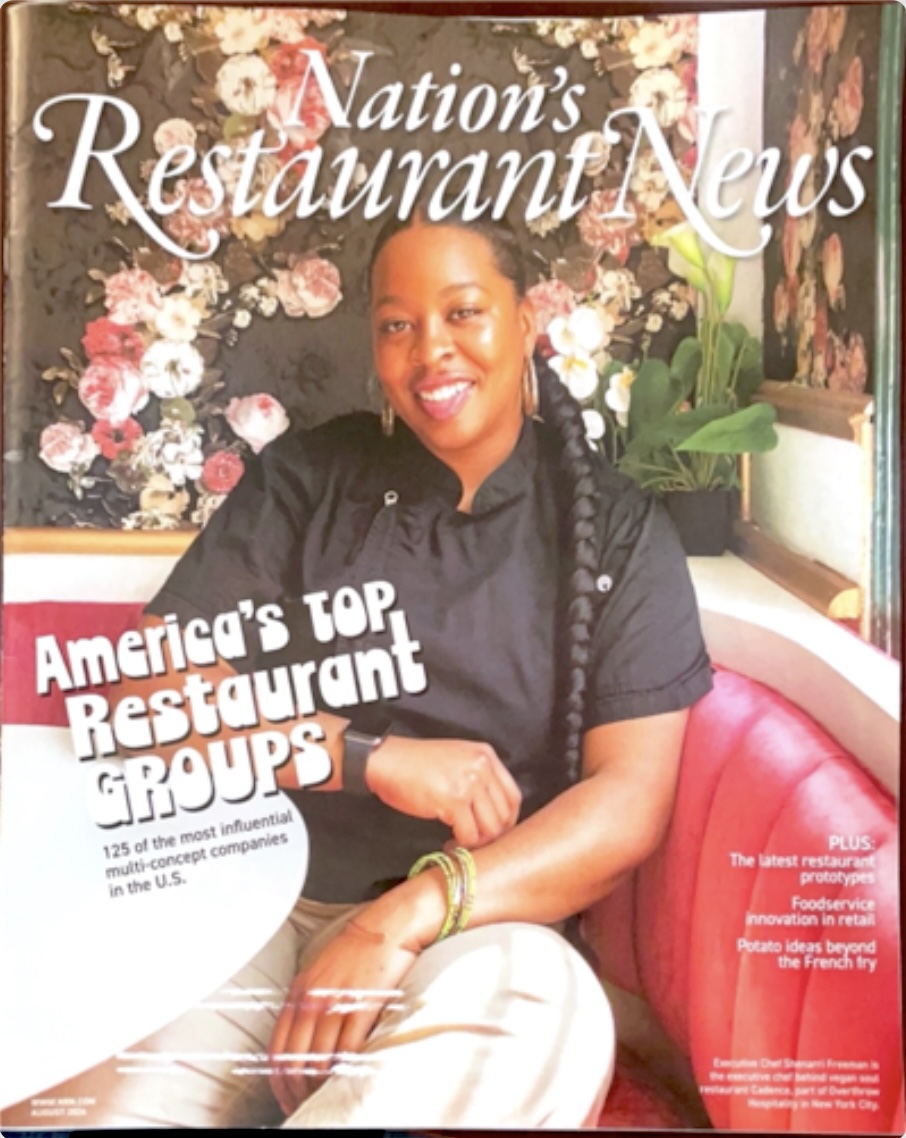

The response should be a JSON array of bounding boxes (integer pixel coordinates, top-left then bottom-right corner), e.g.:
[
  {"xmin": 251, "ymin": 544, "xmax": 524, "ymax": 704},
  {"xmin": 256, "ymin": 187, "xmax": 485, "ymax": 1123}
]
[
  {"xmin": 763, "ymin": 4, "xmax": 880, "ymax": 394},
  {"xmin": 9, "ymin": 6, "xmax": 699, "ymax": 529}
]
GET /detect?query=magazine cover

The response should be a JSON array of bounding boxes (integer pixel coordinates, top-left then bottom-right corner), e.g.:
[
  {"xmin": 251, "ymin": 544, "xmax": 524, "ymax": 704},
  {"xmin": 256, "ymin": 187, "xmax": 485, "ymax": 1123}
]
[{"xmin": 1, "ymin": 1, "xmax": 903, "ymax": 1131}]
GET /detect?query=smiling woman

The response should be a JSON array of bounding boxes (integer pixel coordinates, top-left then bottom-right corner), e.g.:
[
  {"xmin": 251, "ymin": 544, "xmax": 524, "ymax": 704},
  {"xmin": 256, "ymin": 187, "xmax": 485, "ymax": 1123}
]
[
  {"xmin": 370, "ymin": 222, "xmax": 535, "ymax": 512},
  {"xmin": 19, "ymin": 215, "xmax": 713, "ymax": 1129}
]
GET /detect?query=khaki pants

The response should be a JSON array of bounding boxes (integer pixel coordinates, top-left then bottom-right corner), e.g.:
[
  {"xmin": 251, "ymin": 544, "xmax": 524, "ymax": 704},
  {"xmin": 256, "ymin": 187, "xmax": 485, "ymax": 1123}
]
[{"xmin": 6, "ymin": 898, "xmax": 615, "ymax": 1129}]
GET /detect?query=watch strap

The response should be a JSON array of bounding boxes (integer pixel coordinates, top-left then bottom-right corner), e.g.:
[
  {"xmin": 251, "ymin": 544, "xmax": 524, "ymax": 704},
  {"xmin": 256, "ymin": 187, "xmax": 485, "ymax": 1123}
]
[{"xmin": 342, "ymin": 728, "xmax": 386, "ymax": 795}]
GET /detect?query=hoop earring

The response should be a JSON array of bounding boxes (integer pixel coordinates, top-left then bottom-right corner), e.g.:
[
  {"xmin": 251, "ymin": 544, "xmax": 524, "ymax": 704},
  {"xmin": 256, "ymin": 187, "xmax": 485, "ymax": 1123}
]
[
  {"xmin": 381, "ymin": 400, "xmax": 396, "ymax": 437},
  {"xmin": 522, "ymin": 357, "xmax": 540, "ymax": 418}
]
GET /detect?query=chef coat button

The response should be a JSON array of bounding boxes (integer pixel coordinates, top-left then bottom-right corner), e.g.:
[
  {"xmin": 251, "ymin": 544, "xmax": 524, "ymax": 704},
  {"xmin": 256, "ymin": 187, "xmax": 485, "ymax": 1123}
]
[
  {"xmin": 384, "ymin": 490, "xmax": 399, "ymax": 506},
  {"xmin": 596, "ymin": 574, "xmax": 613, "ymax": 594}
]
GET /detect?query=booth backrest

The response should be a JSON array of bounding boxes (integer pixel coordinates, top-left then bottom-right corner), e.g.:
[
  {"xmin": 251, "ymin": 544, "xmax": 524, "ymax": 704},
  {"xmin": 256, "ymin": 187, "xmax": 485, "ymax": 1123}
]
[{"xmin": 584, "ymin": 668, "xmax": 903, "ymax": 1133}]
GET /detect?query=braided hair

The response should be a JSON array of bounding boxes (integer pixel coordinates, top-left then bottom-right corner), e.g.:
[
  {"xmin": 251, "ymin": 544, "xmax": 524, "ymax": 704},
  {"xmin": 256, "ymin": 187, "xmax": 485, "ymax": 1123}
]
[{"xmin": 369, "ymin": 214, "xmax": 600, "ymax": 783}]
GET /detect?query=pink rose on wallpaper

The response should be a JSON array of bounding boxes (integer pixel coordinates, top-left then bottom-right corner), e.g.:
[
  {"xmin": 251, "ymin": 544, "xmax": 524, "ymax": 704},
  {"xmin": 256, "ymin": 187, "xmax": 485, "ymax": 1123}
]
[
  {"xmin": 772, "ymin": 278, "xmax": 792, "ymax": 333},
  {"xmin": 833, "ymin": 56, "xmax": 864, "ymax": 139},
  {"xmin": 577, "ymin": 189, "xmax": 641, "ymax": 265},
  {"xmin": 822, "ymin": 234, "xmax": 845, "ymax": 308},
  {"xmin": 782, "ymin": 215, "xmax": 802, "ymax": 281},
  {"xmin": 81, "ymin": 317, "xmax": 145, "ymax": 365},
  {"xmin": 91, "ymin": 417, "xmax": 144, "ymax": 460},
  {"xmin": 226, "ymin": 394, "xmax": 290, "ymax": 453},
  {"xmin": 39, "ymin": 422, "xmax": 100, "ymax": 473},
  {"xmin": 814, "ymin": 301, "xmax": 829, "ymax": 359},
  {"xmin": 527, "ymin": 279, "xmax": 576, "ymax": 333},
  {"xmin": 827, "ymin": 332, "xmax": 868, "ymax": 394},
  {"xmin": 201, "ymin": 450, "xmax": 245, "ymax": 494},
  {"xmin": 267, "ymin": 76, "xmax": 331, "ymax": 152},
  {"xmin": 676, "ymin": 58, "xmax": 698, "ymax": 143},
  {"xmin": 268, "ymin": 37, "xmax": 327, "ymax": 82},
  {"xmin": 789, "ymin": 115, "xmax": 817, "ymax": 167},
  {"xmin": 104, "ymin": 268, "xmax": 163, "ymax": 326},
  {"xmin": 275, "ymin": 254, "xmax": 342, "ymax": 318},
  {"xmin": 79, "ymin": 358, "xmax": 150, "ymax": 424},
  {"xmin": 806, "ymin": 6, "xmax": 830, "ymax": 75},
  {"xmin": 163, "ymin": 179, "xmax": 232, "ymax": 252}
]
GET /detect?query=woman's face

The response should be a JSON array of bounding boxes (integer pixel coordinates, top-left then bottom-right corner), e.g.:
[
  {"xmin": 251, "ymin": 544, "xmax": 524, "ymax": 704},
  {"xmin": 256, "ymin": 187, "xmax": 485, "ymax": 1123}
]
[{"xmin": 370, "ymin": 225, "xmax": 536, "ymax": 469}]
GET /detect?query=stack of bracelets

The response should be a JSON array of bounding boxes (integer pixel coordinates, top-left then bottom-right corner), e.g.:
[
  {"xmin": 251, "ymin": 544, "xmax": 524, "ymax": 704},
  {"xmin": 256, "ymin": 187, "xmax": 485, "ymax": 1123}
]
[{"xmin": 407, "ymin": 847, "xmax": 477, "ymax": 942}]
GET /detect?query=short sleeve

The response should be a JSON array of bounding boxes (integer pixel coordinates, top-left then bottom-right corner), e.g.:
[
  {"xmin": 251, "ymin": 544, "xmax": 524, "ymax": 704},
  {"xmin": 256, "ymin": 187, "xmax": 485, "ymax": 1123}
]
[
  {"xmin": 145, "ymin": 433, "xmax": 309, "ymax": 626},
  {"xmin": 585, "ymin": 493, "xmax": 713, "ymax": 727}
]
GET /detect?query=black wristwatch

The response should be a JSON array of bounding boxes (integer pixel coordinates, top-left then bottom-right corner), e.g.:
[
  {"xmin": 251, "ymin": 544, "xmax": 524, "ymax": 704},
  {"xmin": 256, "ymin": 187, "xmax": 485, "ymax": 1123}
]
[{"xmin": 342, "ymin": 717, "xmax": 392, "ymax": 795}]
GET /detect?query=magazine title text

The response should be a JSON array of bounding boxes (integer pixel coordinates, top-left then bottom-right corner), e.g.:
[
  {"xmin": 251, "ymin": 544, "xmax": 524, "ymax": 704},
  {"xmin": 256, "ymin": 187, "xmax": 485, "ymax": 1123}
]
[{"xmin": 33, "ymin": 51, "xmax": 874, "ymax": 261}]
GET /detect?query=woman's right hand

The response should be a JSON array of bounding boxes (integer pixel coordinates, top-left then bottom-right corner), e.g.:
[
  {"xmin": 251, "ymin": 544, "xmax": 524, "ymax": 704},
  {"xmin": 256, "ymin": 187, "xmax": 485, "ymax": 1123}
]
[{"xmin": 365, "ymin": 736, "xmax": 521, "ymax": 847}]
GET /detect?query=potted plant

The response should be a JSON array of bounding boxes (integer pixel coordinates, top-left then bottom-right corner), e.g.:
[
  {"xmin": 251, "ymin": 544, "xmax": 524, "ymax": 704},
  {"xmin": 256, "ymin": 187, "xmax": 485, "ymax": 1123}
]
[{"xmin": 593, "ymin": 224, "xmax": 778, "ymax": 555}]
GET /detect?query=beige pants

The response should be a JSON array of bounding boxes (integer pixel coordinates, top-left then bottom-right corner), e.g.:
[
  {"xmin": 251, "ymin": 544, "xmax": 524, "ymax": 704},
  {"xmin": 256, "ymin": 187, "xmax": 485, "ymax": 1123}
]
[{"xmin": 6, "ymin": 898, "xmax": 615, "ymax": 1129}]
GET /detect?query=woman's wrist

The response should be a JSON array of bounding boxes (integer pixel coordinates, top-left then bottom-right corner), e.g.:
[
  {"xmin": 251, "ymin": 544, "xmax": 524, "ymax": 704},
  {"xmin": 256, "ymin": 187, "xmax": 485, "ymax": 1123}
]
[
  {"xmin": 364, "ymin": 868, "xmax": 449, "ymax": 952},
  {"xmin": 363, "ymin": 733, "xmax": 415, "ymax": 796}
]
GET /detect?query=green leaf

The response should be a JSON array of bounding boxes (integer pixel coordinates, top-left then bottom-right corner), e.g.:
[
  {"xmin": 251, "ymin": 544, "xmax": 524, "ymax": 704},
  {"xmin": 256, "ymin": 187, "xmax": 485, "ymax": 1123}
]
[
  {"xmin": 663, "ymin": 406, "xmax": 731, "ymax": 441},
  {"xmin": 161, "ymin": 398, "xmax": 196, "ymax": 424},
  {"xmin": 734, "ymin": 336, "xmax": 764, "ymax": 404},
  {"xmin": 223, "ymin": 114, "xmax": 256, "ymax": 142},
  {"xmin": 622, "ymin": 406, "xmax": 728, "ymax": 460},
  {"xmin": 713, "ymin": 327, "xmax": 737, "ymax": 393},
  {"xmin": 722, "ymin": 322, "xmax": 749, "ymax": 352},
  {"xmin": 669, "ymin": 337, "xmax": 702, "ymax": 398},
  {"xmin": 676, "ymin": 402, "xmax": 778, "ymax": 454},
  {"xmin": 627, "ymin": 359, "xmax": 681, "ymax": 437}
]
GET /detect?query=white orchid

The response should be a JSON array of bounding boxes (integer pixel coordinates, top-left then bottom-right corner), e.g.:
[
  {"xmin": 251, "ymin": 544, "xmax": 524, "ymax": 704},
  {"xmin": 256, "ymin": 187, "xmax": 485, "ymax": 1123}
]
[
  {"xmin": 550, "ymin": 352, "xmax": 599, "ymax": 401},
  {"xmin": 605, "ymin": 367, "xmax": 636, "ymax": 428},
  {"xmin": 548, "ymin": 306, "xmax": 613, "ymax": 402},
  {"xmin": 548, "ymin": 306, "xmax": 610, "ymax": 356},
  {"xmin": 582, "ymin": 409, "xmax": 606, "ymax": 441}
]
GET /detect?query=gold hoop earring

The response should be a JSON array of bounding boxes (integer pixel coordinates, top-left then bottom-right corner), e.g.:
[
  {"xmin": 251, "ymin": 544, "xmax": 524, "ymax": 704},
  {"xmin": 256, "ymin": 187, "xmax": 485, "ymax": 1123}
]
[
  {"xmin": 522, "ymin": 357, "xmax": 539, "ymax": 418},
  {"xmin": 381, "ymin": 400, "xmax": 396, "ymax": 437}
]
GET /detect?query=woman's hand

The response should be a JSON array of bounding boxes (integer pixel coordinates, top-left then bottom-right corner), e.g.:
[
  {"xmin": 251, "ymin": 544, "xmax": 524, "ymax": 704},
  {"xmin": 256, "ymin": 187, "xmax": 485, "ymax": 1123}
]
[
  {"xmin": 268, "ymin": 878, "xmax": 445, "ymax": 1117},
  {"xmin": 365, "ymin": 736, "xmax": 522, "ymax": 848}
]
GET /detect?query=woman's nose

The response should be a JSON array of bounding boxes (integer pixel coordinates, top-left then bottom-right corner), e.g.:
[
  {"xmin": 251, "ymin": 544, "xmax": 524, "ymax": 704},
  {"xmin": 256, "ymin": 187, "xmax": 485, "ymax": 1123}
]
[{"xmin": 412, "ymin": 315, "xmax": 453, "ymax": 366}]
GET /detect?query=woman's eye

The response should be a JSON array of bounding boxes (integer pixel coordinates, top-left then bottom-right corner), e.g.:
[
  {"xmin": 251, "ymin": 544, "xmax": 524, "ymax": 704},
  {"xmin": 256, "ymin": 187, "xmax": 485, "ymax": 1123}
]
[
  {"xmin": 379, "ymin": 319, "xmax": 409, "ymax": 335},
  {"xmin": 451, "ymin": 306, "xmax": 482, "ymax": 321}
]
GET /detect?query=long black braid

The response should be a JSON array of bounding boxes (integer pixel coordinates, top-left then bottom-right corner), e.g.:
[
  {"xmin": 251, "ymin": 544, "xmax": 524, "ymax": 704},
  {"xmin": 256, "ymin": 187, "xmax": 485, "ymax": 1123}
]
[
  {"xmin": 369, "ymin": 213, "xmax": 600, "ymax": 782},
  {"xmin": 535, "ymin": 357, "xmax": 600, "ymax": 782}
]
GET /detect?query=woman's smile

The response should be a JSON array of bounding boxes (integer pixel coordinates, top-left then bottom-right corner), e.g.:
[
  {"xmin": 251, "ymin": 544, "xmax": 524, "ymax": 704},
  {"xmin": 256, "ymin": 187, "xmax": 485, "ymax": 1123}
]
[{"xmin": 413, "ymin": 375, "xmax": 476, "ymax": 420}]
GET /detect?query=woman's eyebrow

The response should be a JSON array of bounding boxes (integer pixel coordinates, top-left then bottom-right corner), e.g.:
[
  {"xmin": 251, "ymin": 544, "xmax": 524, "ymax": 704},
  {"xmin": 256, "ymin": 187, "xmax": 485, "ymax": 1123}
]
[{"xmin": 373, "ymin": 282, "xmax": 486, "ymax": 308}]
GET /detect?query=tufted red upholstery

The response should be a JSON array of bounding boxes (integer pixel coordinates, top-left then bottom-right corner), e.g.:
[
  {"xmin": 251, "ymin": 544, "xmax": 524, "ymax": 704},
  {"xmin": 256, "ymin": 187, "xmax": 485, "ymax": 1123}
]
[{"xmin": 585, "ymin": 668, "xmax": 903, "ymax": 1132}]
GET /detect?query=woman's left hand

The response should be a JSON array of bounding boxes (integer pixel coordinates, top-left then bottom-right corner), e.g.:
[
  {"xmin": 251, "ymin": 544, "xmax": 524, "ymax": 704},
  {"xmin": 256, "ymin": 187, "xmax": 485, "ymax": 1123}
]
[{"xmin": 268, "ymin": 883, "xmax": 441, "ymax": 1116}]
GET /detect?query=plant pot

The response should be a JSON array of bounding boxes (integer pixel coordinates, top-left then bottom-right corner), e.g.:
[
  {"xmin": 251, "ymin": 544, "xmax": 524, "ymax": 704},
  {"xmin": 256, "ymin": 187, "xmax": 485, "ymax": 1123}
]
[{"xmin": 662, "ymin": 489, "xmax": 735, "ymax": 557}]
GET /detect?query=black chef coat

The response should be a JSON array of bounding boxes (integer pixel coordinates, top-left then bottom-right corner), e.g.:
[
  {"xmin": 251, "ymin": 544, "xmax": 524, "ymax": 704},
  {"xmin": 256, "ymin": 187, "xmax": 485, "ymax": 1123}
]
[{"xmin": 147, "ymin": 412, "xmax": 712, "ymax": 902}]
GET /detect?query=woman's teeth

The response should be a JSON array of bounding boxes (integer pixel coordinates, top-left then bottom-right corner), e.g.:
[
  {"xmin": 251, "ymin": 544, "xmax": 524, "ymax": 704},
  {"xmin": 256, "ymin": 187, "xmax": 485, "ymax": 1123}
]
[{"xmin": 419, "ymin": 381, "xmax": 471, "ymax": 403}]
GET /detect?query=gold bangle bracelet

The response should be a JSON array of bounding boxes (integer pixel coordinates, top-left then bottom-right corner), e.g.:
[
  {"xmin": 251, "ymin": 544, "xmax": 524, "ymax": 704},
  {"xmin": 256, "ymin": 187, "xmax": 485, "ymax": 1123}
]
[
  {"xmin": 408, "ymin": 851, "xmax": 463, "ymax": 942},
  {"xmin": 450, "ymin": 846, "xmax": 476, "ymax": 934}
]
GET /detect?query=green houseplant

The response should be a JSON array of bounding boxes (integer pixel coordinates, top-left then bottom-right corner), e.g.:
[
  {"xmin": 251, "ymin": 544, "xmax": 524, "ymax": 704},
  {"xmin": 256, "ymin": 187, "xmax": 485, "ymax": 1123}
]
[{"xmin": 601, "ymin": 223, "xmax": 779, "ymax": 554}]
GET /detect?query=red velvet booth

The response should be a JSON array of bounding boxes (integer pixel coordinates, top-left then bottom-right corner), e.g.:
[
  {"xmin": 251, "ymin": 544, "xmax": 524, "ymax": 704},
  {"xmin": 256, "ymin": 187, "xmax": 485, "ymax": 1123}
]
[{"xmin": 585, "ymin": 667, "xmax": 903, "ymax": 1132}]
